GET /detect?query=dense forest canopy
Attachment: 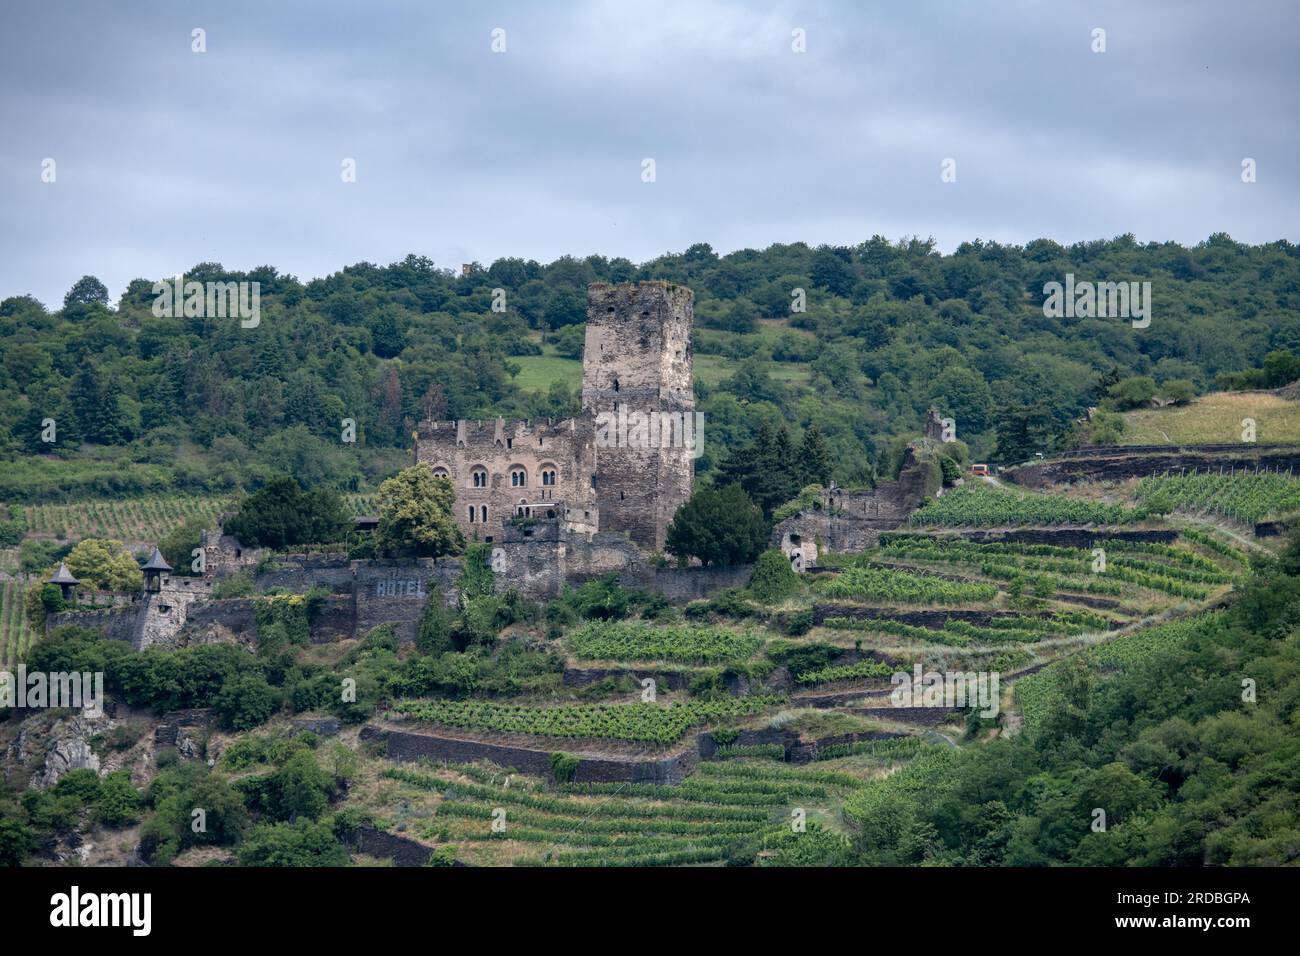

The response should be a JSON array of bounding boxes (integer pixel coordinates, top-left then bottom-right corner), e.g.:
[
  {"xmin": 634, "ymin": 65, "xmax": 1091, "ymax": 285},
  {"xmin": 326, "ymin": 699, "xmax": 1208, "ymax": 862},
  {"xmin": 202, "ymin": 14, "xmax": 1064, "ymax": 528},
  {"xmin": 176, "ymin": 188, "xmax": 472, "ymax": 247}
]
[{"xmin": 2, "ymin": 233, "xmax": 1298, "ymax": 501}]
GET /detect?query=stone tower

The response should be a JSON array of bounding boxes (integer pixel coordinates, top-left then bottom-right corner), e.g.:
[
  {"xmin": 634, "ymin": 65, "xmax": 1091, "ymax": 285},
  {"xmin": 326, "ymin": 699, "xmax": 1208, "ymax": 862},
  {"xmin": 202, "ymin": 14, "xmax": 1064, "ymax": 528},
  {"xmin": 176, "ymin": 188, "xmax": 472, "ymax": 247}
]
[{"xmin": 582, "ymin": 281, "xmax": 695, "ymax": 551}]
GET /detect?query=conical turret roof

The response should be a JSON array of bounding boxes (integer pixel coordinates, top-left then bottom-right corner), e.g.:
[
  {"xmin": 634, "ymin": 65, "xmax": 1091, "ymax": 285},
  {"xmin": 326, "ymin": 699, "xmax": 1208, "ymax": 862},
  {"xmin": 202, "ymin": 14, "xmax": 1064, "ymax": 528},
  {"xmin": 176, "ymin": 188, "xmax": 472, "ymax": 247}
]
[
  {"xmin": 49, "ymin": 561, "xmax": 79, "ymax": 585},
  {"xmin": 141, "ymin": 547, "xmax": 172, "ymax": 572}
]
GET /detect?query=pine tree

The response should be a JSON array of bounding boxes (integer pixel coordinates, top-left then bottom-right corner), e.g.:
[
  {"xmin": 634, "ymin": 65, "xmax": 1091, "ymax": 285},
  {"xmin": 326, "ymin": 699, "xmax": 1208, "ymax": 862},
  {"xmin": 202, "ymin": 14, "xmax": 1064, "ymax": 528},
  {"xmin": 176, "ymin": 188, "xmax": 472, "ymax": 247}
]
[{"xmin": 798, "ymin": 423, "xmax": 833, "ymax": 486}]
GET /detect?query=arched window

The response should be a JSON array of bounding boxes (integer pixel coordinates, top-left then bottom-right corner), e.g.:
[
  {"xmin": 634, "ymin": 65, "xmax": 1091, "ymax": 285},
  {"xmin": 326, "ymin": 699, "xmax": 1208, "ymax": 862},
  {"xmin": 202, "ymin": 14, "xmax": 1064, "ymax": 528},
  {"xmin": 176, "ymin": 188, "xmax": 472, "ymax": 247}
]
[
  {"xmin": 541, "ymin": 467, "xmax": 557, "ymax": 487},
  {"xmin": 471, "ymin": 467, "xmax": 488, "ymax": 489},
  {"xmin": 480, "ymin": 505, "xmax": 488, "ymax": 523},
  {"xmin": 467, "ymin": 506, "xmax": 476, "ymax": 524},
  {"xmin": 431, "ymin": 466, "xmax": 450, "ymax": 480},
  {"xmin": 510, "ymin": 466, "xmax": 527, "ymax": 488}
]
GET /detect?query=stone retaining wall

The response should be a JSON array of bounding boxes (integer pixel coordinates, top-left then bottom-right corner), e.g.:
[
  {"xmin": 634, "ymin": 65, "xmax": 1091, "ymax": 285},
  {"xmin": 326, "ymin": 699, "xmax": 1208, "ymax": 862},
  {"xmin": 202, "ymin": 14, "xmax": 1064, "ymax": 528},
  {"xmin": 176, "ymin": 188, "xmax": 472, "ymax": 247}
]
[
  {"xmin": 348, "ymin": 826, "xmax": 437, "ymax": 867},
  {"xmin": 1007, "ymin": 446, "xmax": 1300, "ymax": 487},
  {"xmin": 362, "ymin": 725, "xmax": 698, "ymax": 784}
]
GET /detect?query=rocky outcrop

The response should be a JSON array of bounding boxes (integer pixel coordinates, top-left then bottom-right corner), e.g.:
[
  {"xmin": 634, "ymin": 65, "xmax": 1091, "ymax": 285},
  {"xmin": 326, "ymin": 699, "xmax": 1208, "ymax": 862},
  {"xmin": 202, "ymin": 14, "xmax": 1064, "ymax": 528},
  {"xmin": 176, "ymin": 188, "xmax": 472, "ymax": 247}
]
[{"xmin": 28, "ymin": 714, "xmax": 101, "ymax": 790}]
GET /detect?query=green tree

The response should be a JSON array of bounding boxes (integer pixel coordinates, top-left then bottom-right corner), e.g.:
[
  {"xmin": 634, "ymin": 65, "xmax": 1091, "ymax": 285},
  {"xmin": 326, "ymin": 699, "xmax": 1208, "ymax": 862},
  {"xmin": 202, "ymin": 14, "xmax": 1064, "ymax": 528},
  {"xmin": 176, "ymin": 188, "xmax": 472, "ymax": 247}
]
[
  {"xmin": 665, "ymin": 484, "xmax": 768, "ymax": 566},
  {"xmin": 224, "ymin": 476, "xmax": 349, "ymax": 549},
  {"xmin": 158, "ymin": 516, "xmax": 209, "ymax": 575},
  {"xmin": 930, "ymin": 366, "xmax": 994, "ymax": 435},
  {"xmin": 374, "ymin": 466, "xmax": 464, "ymax": 557},
  {"xmin": 1161, "ymin": 379, "xmax": 1196, "ymax": 405},
  {"xmin": 63, "ymin": 275, "xmax": 109, "ymax": 309},
  {"xmin": 797, "ymin": 423, "xmax": 833, "ymax": 486},
  {"xmin": 213, "ymin": 674, "xmax": 280, "ymax": 730},
  {"xmin": 1106, "ymin": 376, "xmax": 1157, "ymax": 411}
]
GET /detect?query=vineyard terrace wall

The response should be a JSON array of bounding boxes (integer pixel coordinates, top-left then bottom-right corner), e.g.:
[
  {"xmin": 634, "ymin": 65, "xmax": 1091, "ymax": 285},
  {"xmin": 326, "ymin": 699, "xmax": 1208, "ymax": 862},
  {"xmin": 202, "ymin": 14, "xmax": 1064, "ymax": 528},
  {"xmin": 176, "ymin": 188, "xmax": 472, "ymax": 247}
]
[
  {"xmin": 360, "ymin": 725, "xmax": 699, "ymax": 785},
  {"xmin": 1006, "ymin": 445, "xmax": 1300, "ymax": 487}
]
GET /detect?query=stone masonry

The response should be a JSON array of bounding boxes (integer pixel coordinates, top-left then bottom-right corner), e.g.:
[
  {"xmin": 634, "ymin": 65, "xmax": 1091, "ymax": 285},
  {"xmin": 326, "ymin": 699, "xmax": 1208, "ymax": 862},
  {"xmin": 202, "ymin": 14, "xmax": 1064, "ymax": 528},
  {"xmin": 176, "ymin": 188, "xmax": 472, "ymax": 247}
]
[{"xmin": 414, "ymin": 281, "xmax": 696, "ymax": 554}]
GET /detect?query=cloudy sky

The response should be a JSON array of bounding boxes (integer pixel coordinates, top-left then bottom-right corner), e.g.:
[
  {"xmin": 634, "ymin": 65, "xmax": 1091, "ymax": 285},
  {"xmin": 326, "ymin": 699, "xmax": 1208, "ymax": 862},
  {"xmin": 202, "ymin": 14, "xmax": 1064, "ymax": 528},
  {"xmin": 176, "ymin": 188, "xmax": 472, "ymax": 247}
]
[{"xmin": 1, "ymin": 0, "xmax": 1296, "ymax": 308}]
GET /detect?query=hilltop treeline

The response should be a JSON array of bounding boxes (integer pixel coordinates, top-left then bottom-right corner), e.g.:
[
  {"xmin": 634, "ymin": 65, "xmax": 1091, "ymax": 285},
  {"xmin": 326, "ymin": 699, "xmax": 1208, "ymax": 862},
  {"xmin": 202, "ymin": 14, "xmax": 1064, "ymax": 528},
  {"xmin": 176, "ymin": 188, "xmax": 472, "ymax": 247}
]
[{"xmin": 2, "ymin": 234, "xmax": 1298, "ymax": 500}]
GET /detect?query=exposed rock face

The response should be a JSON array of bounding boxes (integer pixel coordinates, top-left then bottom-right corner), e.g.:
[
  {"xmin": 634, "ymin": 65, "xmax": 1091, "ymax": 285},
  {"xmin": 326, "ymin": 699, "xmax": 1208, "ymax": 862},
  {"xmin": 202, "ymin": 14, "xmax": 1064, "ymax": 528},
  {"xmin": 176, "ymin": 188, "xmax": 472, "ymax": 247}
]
[{"xmin": 29, "ymin": 714, "xmax": 101, "ymax": 790}]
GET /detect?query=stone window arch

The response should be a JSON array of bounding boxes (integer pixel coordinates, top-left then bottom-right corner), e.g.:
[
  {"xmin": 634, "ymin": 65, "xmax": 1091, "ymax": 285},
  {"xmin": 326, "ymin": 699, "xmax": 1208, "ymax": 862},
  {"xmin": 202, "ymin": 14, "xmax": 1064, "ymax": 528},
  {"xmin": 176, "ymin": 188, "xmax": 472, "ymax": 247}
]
[
  {"xmin": 510, "ymin": 466, "xmax": 528, "ymax": 488},
  {"xmin": 540, "ymin": 464, "xmax": 558, "ymax": 487},
  {"xmin": 480, "ymin": 505, "xmax": 489, "ymax": 523},
  {"xmin": 467, "ymin": 505, "xmax": 476, "ymax": 523},
  {"xmin": 431, "ymin": 466, "xmax": 450, "ymax": 480},
  {"xmin": 471, "ymin": 466, "xmax": 488, "ymax": 489}
]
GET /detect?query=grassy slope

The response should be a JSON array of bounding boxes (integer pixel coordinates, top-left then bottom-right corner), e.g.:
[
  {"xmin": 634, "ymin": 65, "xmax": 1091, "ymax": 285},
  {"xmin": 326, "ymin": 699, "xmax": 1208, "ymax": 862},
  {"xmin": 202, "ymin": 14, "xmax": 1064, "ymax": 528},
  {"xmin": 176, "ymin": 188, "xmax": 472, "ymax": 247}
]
[
  {"xmin": 509, "ymin": 338, "xmax": 812, "ymax": 394},
  {"xmin": 1121, "ymin": 391, "xmax": 1300, "ymax": 445}
]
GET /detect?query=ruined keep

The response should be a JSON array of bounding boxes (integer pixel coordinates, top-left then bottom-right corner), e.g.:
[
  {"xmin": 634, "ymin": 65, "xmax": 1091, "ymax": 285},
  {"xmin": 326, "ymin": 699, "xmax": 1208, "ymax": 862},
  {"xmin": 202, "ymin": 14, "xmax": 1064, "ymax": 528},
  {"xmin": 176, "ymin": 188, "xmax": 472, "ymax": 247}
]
[{"xmin": 415, "ymin": 281, "xmax": 696, "ymax": 553}]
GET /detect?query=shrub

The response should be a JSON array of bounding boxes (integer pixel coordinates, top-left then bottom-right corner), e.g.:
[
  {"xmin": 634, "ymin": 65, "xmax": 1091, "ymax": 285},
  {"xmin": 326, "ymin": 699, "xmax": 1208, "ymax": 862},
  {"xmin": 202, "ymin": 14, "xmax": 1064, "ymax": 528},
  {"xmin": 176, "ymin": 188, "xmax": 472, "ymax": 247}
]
[
  {"xmin": 748, "ymin": 549, "xmax": 799, "ymax": 603},
  {"xmin": 550, "ymin": 752, "xmax": 580, "ymax": 783},
  {"xmin": 213, "ymin": 674, "xmax": 280, "ymax": 730},
  {"xmin": 236, "ymin": 819, "xmax": 349, "ymax": 867},
  {"xmin": 95, "ymin": 770, "xmax": 143, "ymax": 826}
]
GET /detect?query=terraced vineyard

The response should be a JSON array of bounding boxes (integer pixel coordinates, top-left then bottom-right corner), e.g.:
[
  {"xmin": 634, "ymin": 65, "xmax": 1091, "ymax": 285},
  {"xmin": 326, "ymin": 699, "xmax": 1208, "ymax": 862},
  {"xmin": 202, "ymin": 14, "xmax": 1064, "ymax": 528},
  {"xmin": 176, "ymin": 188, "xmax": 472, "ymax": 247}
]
[
  {"xmin": 876, "ymin": 535, "xmax": 1238, "ymax": 601},
  {"xmin": 0, "ymin": 578, "xmax": 34, "ymax": 669},
  {"xmin": 822, "ymin": 610, "xmax": 1110, "ymax": 648},
  {"xmin": 377, "ymin": 755, "xmax": 905, "ymax": 866},
  {"xmin": 1136, "ymin": 472, "xmax": 1300, "ymax": 523},
  {"xmin": 16, "ymin": 493, "xmax": 377, "ymax": 543},
  {"xmin": 911, "ymin": 481, "xmax": 1147, "ymax": 527},
  {"xmin": 568, "ymin": 620, "xmax": 763, "ymax": 664},
  {"xmin": 1014, "ymin": 613, "xmax": 1222, "ymax": 732},
  {"xmin": 816, "ymin": 565, "xmax": 998, "ymax": 604},
  {"xmin": 392, "ymin": 695, "xmax": 786, "ymax": 745}
]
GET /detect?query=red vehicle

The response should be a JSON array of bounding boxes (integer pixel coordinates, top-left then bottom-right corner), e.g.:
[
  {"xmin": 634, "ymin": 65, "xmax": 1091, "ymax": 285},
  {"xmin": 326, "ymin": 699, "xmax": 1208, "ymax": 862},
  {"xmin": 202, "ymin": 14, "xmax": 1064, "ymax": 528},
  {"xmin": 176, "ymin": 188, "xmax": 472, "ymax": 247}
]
[{"xmin": 970, "ymin": 463, "xmax": 990, "ymax": 477}]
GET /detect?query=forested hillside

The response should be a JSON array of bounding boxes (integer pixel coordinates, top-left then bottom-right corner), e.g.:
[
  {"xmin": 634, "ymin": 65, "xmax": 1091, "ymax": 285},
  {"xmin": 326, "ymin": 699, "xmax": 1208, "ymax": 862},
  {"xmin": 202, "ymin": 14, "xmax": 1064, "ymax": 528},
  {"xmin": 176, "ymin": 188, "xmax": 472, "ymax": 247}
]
[{"xmin": 2, "ymin": 233, "xmax": 1298, "ymax": 502}]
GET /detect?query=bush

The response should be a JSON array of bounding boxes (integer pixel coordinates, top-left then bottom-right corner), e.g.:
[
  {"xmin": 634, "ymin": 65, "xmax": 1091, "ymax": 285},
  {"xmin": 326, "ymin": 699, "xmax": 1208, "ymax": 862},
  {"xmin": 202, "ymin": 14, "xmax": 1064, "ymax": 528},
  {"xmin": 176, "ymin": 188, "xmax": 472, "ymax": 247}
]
[
  {"xmin": 550, "ymin": 752, "xmax": 580, "ymax": 783},
  {"xmin": 95, "ymin": 770, "xmax": 143, "ymax": 826},
  {"xmin": 236, "ymin": 819, "xmax": 349, "ymax": 867},
  {"xmin": 748, "ymin": 549, "xmax": 799, "ymax": 603},
  {"xmin": 213, "ymin": 674, "xmax": 280, "ymax": 730}
]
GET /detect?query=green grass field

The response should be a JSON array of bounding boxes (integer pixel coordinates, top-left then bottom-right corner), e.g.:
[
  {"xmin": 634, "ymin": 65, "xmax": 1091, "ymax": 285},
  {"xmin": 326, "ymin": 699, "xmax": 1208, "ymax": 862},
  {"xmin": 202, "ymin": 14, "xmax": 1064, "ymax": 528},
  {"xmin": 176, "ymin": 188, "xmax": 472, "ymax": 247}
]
[
  {"xmin": 508, "ymin": 344, "xmax": 811, "ymax": 394},
  {"xmin": 1121, "ymin": 392, "xmax": 1300, "ymax": 445},
  {"xmin": 509, "ymin": 345, "xmax": 583, "ymax": 392}
]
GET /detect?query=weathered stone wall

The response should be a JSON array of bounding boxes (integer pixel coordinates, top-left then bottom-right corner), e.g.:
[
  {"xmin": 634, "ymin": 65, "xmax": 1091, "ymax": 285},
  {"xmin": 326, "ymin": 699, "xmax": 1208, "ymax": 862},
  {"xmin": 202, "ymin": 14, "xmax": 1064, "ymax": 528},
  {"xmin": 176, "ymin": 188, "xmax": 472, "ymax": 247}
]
[
  {"xmin": 255, "ymin": 554, "xmax": 354, "ymax": 593},
  {"xmin": 774, "ymin": 447, "xmax": 940, "ymax": 567},
  {"xmin": 1007, "ymin": 446, "xmax": 1300, "ymax": 487},
  {"xmin": 353, "ymin": 558, "xmax": 461, "ymax": 642},
  {"xmin": 493, "ymin": 519, "xmax": 745, "ymax": 603},
  {"xmin": 616, "ymin": 564, "xmax": 753, "ymax": 603},
  {"xmin": 135, "ymin": 577, "xmax": 214, "ymax": 650},
  {"xmin": 363, "ymin": 725, "xmax": 698, "ymax": 784},
  {"xmin": 178, "ymin": 598, "xmax": 258, "ymax": 644},
  {"xmin": 200, "ymin": 529, "xmax": 264, "ymax": 579},
  {"xmin": 583, "ymin": 281, "xmax": 695, "ymax": 552},
  {"xmin": 414, "ymin": 416, "xmax": 601, "ymax": 544},
  {"xmin": 46, "ymin": 605, "xmax": 139, "ymax": 644}
]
